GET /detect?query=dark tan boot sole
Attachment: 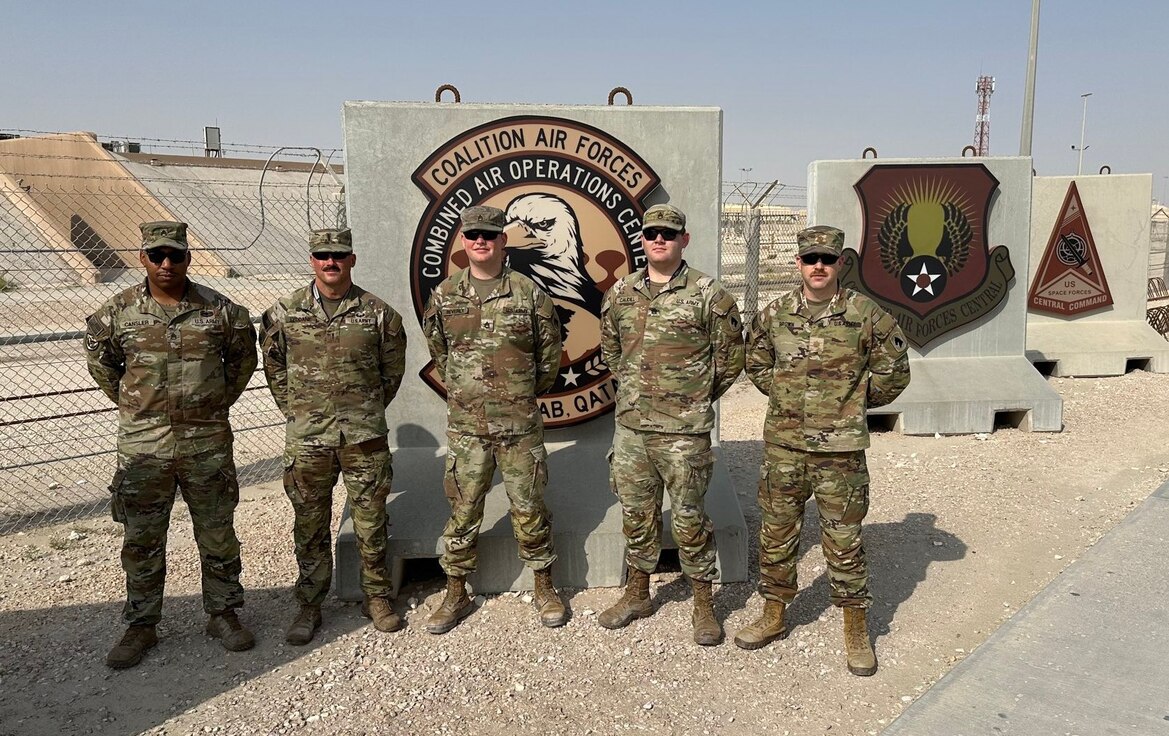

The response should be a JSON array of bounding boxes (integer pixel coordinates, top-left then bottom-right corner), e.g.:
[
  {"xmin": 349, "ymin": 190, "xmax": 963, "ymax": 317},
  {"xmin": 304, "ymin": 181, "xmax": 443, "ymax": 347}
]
[
  {"xmin": 848, "ymin": 661, "xmax": 878, "ymax": 677},
  {"xmin": 426, "ymin": 601, "xmax": 474, "ymax": 635},
  {"xmin": 733, "ymin": 628, "xmax": 787, "ymax": 651}
]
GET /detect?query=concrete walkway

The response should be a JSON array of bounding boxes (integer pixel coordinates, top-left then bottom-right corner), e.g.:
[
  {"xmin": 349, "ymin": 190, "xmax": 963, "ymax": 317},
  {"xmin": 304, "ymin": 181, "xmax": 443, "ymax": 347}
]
[{"xmin": 884, "ymin": 478, "xmax": 1169, "ymax": 735}]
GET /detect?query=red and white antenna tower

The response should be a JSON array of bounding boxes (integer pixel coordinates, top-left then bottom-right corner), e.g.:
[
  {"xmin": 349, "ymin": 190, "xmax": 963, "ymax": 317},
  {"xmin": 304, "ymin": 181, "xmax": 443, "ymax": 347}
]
[{"xmin": 973, "ymin": 75, "xmax": 995, "ymax": 156}]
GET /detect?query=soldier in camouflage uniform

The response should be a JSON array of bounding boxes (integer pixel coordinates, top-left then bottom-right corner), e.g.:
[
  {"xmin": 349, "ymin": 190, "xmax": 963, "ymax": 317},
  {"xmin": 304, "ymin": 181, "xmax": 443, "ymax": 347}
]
[
  {"xmin": 733, "ymin": 225, "xmax": 910, "ymax": 676},
  {"xmin": 422, "ymin": 205, "xmax": 567, "ymax": 634},
  {"xmin": 597, "ymin": 204, "xmax": 745, "ymax": 646},
  {"xmin": 85, "ymin": 221, "xmax": 258, "ymax": 669},
  {"xmin": 261, "ymin": 228, "xmax": 407, "ymax": 644}
]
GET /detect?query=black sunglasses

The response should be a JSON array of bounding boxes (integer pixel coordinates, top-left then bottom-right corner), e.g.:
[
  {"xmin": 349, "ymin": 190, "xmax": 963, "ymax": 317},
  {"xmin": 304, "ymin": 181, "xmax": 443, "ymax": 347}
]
[
  {"xmin": 311, "ymin": 251, "xmax": 351, "ymax": 262},
  {"xmin": 642, "ymin": 228, "xmax": 681, "ymax": 241},
  {"xmin": 462, "ymin": 230, "xmax": 500, "ymax": 241},
  {"xmin": 145, "ymin": 249, "xmax": 187, "ymax": 264},
  {"xmin": 799, "ymin": 253, "xmax": 840, "ymax": 266}
]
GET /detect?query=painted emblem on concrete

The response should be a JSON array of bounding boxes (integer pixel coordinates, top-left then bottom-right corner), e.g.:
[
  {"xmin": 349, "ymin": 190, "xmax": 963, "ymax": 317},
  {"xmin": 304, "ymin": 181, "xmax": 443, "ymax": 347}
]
[
  {"xmin": 838, "ymin": 163, "xmax": 1015, "ymax": 348},
  {"xmin": 1027, "ymin": 181, "xmax": 1113, "ymax": 316},
  {"xmin": 410, "ymin": 115, "xmax": 661, "ymax": 428}
]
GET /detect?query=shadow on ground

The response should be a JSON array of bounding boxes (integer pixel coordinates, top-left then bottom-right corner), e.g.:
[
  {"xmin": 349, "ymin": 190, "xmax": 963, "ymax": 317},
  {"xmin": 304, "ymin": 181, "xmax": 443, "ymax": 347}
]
[{"xmin": 0, "ymin": 586, "xmax": 373, "ymax": 736}]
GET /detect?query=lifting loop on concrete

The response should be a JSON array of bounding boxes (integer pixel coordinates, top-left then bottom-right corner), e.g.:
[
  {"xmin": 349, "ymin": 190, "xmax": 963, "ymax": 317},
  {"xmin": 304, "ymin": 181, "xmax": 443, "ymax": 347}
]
[
  {"xmin": 607, "ymin": 87, "xmax": 633, "ymax": 106},
  {"xmin": 435, "ymin": 84, "xmax": 461, "ymax": 103},
  {"xmin": 1099, "ymin": 165, "xmax": 1111, "ymax": 175},
  {"xmin": 961, "ymin": 145, "xmax": 977, "ymax": 157},
  {"xmin": 862, "ymin": 147, "xmax": 878, "ymax": 159}
]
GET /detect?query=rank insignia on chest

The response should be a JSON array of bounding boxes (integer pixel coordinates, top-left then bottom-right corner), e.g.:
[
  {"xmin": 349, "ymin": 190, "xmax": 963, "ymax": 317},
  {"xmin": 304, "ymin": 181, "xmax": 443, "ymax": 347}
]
[
  {"xmin": 482, "ymin": 319, "xmax": 494, "ymax": 331},
  {"xmin": 808, "ymin": 337, "xmax": 824, "ymax": 353}
]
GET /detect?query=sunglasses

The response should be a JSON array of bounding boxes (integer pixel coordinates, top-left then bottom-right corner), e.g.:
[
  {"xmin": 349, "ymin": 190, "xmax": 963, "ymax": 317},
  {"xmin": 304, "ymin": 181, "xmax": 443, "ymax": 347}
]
[
  {"xmin": 145, "ymin": 249, "xmax": 187, "ymax": 264},
  {"xmin": 642, "ymin": 228, "xmax": 681, "ymax": 241},
  {"xmin": 462, "ymin": 230, "xmax": 500, "ymax": 241},
  {"xmin": 311, "ymin": 251, "xmax": 351, "ymax": 262},
  {"xmin": 799, "ymin": 253, "xmax": 840, "ymax": 266}
]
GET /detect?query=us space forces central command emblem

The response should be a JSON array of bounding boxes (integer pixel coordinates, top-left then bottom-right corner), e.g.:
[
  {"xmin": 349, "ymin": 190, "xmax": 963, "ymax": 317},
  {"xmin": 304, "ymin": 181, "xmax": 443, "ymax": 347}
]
[
  {"xmin": 409, "ymin": 115, "xmax": 661, "ymax": 429},
  {"xmin": 838, "ymin": 163, "xmax": 1015, "ymax": 348}
]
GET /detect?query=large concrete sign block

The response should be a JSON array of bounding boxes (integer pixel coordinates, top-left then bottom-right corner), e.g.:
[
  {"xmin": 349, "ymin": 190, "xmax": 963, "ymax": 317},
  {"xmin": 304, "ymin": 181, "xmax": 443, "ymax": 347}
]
[
  {"xmin": 335, "ymin": 102, "xmax": 746, "ymax": 596},
  {"xmin": 1026, "ymin": 174, "xmax": 1169, "ymax": 376},
  {"xmin": 809, "ymin": 156, "xmax": 1061, "ymax": 434}
]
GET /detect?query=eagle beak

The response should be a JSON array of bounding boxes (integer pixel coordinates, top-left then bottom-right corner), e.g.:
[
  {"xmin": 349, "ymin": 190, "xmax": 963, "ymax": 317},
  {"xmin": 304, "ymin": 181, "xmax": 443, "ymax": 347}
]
[{"xmin": 503, "ymin": 221, "xmax": 545, "ymax": 250}]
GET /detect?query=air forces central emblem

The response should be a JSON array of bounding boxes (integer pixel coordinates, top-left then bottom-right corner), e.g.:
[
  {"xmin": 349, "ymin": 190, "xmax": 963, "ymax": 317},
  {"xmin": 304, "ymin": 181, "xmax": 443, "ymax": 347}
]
[
  {"xmin": 409, "ymin": 115, "xmax": 661, "ymax": 428},
  {"xmin": 838, "ymin": 163, "xmax": 1015, "ymax": 348}
]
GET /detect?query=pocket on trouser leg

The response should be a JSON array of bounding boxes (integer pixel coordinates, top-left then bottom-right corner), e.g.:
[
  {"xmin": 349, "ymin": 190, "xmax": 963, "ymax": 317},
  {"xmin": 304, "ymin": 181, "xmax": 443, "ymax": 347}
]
[
  {"xmin": 442, "ymin": 454, "xmax": 461, "ymax": 506},
  {"xmin": 108, "ymin": 469, "xmax": 127, "ymax": 524},
  {"xmin": 216, "ymin": 464, "xmax": 241, "ymax": 517},
  {"xmin": 528, "ymin": 444, "xmax": 549, "ymax": 500},
  {"xmin": 282, "ymin": 455, "xmax": 305, "ymax": 506},
  {"xmin": 685, "ymin": 449, "xmax": 716, "ymax": 491},
  {"xmin": 605, "ymin": 447, "xmax": 617, "ymax": 497}
]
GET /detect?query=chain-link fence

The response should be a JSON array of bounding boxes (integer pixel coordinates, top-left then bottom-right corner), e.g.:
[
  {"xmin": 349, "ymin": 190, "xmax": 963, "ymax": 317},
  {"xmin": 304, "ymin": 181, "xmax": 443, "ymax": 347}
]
[
  {"xmin": 720, "ymin": 180, "xmax": 808, "ymax": 323},
  {"xmin": 0, "ymin": 132, "xmax": 343, "ymax": 534}
]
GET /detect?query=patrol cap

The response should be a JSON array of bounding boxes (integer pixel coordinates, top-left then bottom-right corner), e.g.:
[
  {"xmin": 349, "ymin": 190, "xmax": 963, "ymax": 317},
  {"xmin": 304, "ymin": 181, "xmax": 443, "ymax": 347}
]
[
  {"xmin": 796, "ymin": 225, "xmax": 845, "ymax": 257},
  {"xmin": 460, "ymin": 205, "xmax": 506, "ymax": 234},
  {"xmin": 642, "ymin": 203, "xmax": 686, "ymax": 231},
  {"xmin": 140, "ymin": 221, "xmax": 189, "ymax": 251},
  {"xmin": 309, "ymin": 228, "xmax": 353, "ymax": 255}
]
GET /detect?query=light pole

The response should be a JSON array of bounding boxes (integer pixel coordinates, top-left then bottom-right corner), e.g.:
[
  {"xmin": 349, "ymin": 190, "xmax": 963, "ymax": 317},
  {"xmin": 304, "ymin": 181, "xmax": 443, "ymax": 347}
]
[
  {"xmin": 1073, "ymin": 92, "xmax": 1092, "ymax": 175},
  {"xmin": 1019, "ymin": 0, "xmax": 1041, "ymax": 157}
]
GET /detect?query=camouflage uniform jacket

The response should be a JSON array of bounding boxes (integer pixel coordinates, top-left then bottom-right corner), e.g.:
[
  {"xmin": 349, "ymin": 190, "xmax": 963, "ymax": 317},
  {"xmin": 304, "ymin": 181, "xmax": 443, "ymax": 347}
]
[
  {"xmin": 85, "ymin": 280, "xmax": 257, "ymax": 458},
  {"xmin": 261, "ymin": 282, "xmax": 406, "ymax": 447},
  {"xmin": 601, "ymin": 261, "xmax": 745, "ymax": 435},
  {"xmin": 747, "ymin": 287, "xmax": 910, "ymax": 452},
  {"xmin": 423, "ymin": 267, "xmax": 561, "ymax": 437}
]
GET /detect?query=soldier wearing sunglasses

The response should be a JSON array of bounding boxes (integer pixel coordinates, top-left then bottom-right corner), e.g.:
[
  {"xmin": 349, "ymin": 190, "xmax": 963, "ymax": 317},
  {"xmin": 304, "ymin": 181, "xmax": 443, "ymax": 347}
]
[
  {"xmin": 260, "ymin": 228, "xmax": 407, "ymax": 644},
  {"xmin": 598, "ymin": 203, "xmax": 745, "ymax": 646},
  {"xmin": 735, "ymin": 225, "xmax": 910, "ymax": 677},
  {"xmin": 422, "ymin": 205, "xmax": 566, "ymax": 634},
  {"xmin": 85, "ymin": 221, "xmax": 258, "ymax": 668}
]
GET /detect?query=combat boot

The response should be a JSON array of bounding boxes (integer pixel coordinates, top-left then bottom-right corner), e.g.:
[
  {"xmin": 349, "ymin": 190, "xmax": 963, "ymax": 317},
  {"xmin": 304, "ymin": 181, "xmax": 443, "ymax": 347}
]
[
  {"xmin": 533, "ymin": 568, "xmax": 567, "ymax": 628},
  {"xmin": 105, "ymin": 624, "xmax": 158, "ymax": 669},
  {"xmin": 733, "ymin": 600, "xmax": 787, "ymax": 650},
  {"xmin": 285, "ymin": 605, "xmax": 322, "ymax": 645},
  {"xmin": 843, "ymin": 607, "xmax": 878, "ymax": 676},
  {"xmin": 361, "ymin": 596, "xmax": 404, "ymax": 633},
  {"xmin": 689, "ymin": 578, "xmax": 723, "ymax": 646},
  {"xmin": 205, "ymin": 610, "xmax": 255, "ymax": 652},
  {"xmin": 598, "ymin": 567, "xmax": 653, "ymax": 630},
  {"xmin": 426, "ymin": 576, "xmax": 474, "ymax": 634}
]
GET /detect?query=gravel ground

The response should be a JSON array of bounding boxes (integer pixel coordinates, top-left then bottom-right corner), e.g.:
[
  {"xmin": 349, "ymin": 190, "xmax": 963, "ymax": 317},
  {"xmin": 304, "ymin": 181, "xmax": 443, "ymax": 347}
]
[{"xmin": 3, "ymin": 371, "xmax": 1168, "ymax": 736}]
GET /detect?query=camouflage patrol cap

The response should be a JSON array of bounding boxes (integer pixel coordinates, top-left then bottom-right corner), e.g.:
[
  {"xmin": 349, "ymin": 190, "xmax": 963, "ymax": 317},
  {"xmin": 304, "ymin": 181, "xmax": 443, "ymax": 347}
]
[
  {"xmin": 643, "ymin": 204, "xmax": 686, "ymax": 231},
  {"xmin": 309, "ymin": 228, "xmax": 353, "ymax": 254},
  {"xmin": 460, "ymin": 205, "xmax": 506, "ymax": 234},
  {"xmin": 796, "ymin": 225, "xmax": 845, "ymax": 256},
  {"xmin": 140, "ymin": 221, "xmax": 189, "ymax": 251}
]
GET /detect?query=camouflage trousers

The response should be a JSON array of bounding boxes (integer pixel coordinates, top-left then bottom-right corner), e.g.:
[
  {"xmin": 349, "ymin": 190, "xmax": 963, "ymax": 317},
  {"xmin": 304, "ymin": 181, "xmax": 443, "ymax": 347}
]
[
  {"xmin": 441, "ymin": 430, "xmax": 555, "ymax": 577},
  {"xmin": 108, "ymin": 447, "xmax": 244, "ymax": 626},
  {"xmin": 283, "ymin": 436, "xmax": 393, "ymax": 606},
  {"xmin": 758, "ymin": 442, "xmax": 871, "ymax": 608},
  {"xmin": 609, "ymin": 424, "xmax": 718, "ymax": 582}
]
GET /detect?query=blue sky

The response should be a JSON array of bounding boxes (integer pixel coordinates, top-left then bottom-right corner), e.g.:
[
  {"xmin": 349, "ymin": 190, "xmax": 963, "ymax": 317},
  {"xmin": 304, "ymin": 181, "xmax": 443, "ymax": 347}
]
[{"xmin": 5, "ymin": 1, "xmax": 1167, "ymax": 201}]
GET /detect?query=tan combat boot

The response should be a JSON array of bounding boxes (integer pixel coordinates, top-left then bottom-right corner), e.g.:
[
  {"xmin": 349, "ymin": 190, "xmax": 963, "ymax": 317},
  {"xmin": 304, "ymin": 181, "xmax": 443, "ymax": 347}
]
[
  {"xmin": 690, "ymin": 578, "xmax": 723, "ymax": 646},
  {"xmin": 105, "ymin": 624, "xmax": 158, "ymax": 669},
  {"xmin": 426, "ymin": 576, "xmax": 474, "ymax": 634},
  {"xmin": 598, "ymin": 567, "xmax": 653, "ymax": 630},
  {"xmin": 285, "ymin": 605, "xmax": 322, "ymax": 645},
  {"xmin": 206, "ymin": 610, "xmax": 255, "ymax": 652},
  {"xmin": 533, "ymin": 568, "xmax": 567, "ymax": 628},
  {"xmin": 733, "ymin": 600, "xmax": 787, "ymax": 650},
  {"xmin": 843, "ymin": 607, "xmax": 878, "ymax": 676},
  {"xmin": 362, "ymin": 596, "xmax": 404, "ymax": 633}
]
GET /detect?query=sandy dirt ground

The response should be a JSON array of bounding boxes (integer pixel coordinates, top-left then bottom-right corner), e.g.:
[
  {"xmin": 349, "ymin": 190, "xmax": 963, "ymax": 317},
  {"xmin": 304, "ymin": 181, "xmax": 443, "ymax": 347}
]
[{"xmin": 2, "ymin": 371, "xmax": 1168, "ymax": 736}]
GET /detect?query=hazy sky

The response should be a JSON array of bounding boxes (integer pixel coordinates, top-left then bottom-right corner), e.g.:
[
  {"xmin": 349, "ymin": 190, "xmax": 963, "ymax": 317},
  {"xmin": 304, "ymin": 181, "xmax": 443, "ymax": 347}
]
[{"xmin": 5, "ymin": 1, "xmax": 1167, "ymax": 202}]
